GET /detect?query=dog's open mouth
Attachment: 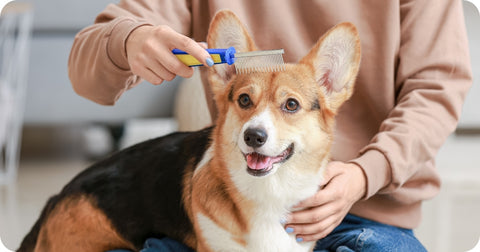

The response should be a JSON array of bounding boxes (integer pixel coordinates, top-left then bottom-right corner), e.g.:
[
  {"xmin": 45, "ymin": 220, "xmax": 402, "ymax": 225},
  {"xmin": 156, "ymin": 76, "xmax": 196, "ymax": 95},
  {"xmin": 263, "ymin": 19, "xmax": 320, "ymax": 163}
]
[{"xmin": 245, "ymin": 144, "xmax": 294, "ymax": 177}]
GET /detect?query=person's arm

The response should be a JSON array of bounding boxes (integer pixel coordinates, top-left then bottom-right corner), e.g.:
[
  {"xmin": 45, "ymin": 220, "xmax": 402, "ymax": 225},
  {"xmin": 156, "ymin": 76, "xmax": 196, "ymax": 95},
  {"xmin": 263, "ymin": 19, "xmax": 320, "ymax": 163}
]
[
  {"xmin": 286, "ymin": 0, "xmax": 472, "ymax": 242},
  {"xmin": 351, "ymin": 0, "xmax": 472, "ymax": 198},
  {"xmin": 68, "ymin": 0, "xmax": 211, "ymax": 105}
]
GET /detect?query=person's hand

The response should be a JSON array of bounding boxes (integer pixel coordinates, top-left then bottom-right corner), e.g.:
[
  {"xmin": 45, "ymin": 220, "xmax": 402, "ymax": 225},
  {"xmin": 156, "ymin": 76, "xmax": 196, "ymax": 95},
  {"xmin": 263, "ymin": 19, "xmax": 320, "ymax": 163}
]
[
  {"xmin": 284, "ymin": 161, "xmax": 366, "ymax": 242},
  {"xmin": 125, "ymin": 25, "xmax": 213, "ymax": 85}
]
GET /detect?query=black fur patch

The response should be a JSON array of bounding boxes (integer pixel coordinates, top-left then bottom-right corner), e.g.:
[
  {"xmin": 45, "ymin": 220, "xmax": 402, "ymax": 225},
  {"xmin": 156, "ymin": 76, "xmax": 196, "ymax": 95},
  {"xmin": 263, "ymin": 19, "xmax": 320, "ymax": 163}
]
[
  {"xmin": 19, "ymin": 127, "xmax": 214, "ymax": 251},
  {"xmin": 311, "ymin": 99, "xmax": 321, "ymax": 110},
  {"xmin": 228, "ymin": 85, "xmax": 235, "ymax": 102}
]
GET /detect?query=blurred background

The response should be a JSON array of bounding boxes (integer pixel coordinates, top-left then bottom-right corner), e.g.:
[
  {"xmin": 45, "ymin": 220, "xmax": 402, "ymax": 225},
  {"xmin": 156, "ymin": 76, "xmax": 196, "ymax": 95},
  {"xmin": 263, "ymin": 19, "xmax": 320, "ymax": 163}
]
[{"xmin": 0, "ymin": 0, "xmax": 479, "ymax": 251}]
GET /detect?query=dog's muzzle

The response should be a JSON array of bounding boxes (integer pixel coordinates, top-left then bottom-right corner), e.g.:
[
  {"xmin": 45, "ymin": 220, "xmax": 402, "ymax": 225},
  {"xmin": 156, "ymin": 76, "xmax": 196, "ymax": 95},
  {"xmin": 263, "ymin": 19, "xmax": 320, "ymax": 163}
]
[{"xmin": 244, "ymin": 144, "xmax": 294, "ymax": 177}]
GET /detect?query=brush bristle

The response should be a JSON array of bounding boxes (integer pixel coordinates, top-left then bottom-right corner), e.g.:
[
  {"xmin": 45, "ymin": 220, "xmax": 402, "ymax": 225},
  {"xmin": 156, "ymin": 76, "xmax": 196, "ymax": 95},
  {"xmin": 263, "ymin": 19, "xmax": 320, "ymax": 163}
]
[{"xmin": 234, "ymin": 49, "xmax": 286, "ymax": 74}]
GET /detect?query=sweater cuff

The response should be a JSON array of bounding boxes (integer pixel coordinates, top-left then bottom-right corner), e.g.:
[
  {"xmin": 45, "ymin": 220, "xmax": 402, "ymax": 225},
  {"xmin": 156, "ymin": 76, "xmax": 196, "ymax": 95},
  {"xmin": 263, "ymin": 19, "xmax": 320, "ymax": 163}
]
[
  {"xmin": 106, "ymin": 18, "xmax": 152, "ymax": 70},
  {"xmin": 349, "ymin": 149, "xmax": 392, "ymax": 199}
]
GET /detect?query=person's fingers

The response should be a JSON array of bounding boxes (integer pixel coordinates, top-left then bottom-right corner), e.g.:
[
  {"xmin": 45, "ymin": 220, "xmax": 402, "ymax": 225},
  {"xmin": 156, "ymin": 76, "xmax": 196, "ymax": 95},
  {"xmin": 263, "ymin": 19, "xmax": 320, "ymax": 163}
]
[
  {"xmin": 294, "ymin": 184, "xmax": 338, "ymax": 209},
  {"xmin": 136, "ymin": 41, "xmax": 192, "ymax": 80},
  {"xmin": 287, "ymin": 200, "xmax": 338, "ymax": 225},
  {"xmin": 128, "ymin": 53, "xmax": 170, "ymax": 85},
  {"xmin": 286, "ymin": 207, "xmax": 344, "ymax": 242},
  {"xmin": 294, "ymin": 215, "xmax": 341, "ymax": 242},
  {"xmin": 294, "ymin": 163, "xmax": 346, "ymax": 209},
  {"xmin": 157, "ymin": 50, "xmax": 195, "ymax": 78},
  {"xmin": 198, "ymin": 42, "xmax": 208, "ymax": 49},
  {"xmin": 169, "ymin": 32, "xmax": 213, "ymax": 67},
  {"xmin": 143, "ymin": 56, "xmax": 179, "ymax": 81},
  {"xmin": 126, "ymin": 24, "xmax": 210, "ymax": 84},
  {"xmin": 282, "ymin": 162, "xmax": 366, "ymax": 243},
  {"xmin": 291, "ymin": 214, "xmax": 334, "ymax": 235},
  {"xmin": 138, "ymin": 67, "xmax": 164, "ymax": 86}
]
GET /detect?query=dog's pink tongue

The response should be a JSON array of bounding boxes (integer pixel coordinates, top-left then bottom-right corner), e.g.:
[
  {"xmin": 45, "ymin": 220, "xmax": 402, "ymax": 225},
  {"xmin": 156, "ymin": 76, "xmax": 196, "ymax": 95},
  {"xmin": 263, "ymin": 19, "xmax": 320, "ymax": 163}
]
[{"xmin": 246, "ymin": 153, "xmax": 274, "ymax": 170}]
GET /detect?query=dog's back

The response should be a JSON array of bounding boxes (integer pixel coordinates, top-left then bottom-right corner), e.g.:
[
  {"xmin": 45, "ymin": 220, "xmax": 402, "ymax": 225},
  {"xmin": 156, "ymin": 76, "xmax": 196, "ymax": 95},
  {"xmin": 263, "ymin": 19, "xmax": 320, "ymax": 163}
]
[{"xmin": 18, "ymin": 127, "xmax": 213, "ymax": 252}]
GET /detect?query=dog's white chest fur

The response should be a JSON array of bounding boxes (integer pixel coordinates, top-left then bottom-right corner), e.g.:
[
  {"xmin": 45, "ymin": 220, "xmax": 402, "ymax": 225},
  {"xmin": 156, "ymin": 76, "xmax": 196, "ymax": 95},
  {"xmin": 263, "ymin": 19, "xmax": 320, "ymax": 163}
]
[
  {"xmin": 195, "ymin": 158, "xmax": 324, "ymax": 252},
  {"xmin": 245, "ymin": 214, "xmax": 315, "ymax": 252},
  {"xmin": 196, "ymin": 213, "xmax": 246, "ymax": 252},
  {"xmin": 196, "ymin": 210, "xmax": 315, "ymax": 252}
]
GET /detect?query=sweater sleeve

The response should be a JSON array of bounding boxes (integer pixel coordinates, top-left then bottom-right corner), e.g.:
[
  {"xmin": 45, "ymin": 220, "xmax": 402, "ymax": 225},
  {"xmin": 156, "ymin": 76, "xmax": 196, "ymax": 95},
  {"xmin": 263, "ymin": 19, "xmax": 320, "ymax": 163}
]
[
  {"xmin": 68, "ymin": 0, "xmax": 192, "ymax": 105},
  {"xmin": 350, "ymin": 0, "xmax": 472, "ymax": 199}
]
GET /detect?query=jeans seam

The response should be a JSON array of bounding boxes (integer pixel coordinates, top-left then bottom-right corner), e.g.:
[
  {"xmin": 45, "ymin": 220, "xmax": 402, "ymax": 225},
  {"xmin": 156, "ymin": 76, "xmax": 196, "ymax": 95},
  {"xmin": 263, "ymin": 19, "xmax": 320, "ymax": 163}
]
[{"xmin": 355, "ymin": 228, "xmax": 372, "ymax": 251}]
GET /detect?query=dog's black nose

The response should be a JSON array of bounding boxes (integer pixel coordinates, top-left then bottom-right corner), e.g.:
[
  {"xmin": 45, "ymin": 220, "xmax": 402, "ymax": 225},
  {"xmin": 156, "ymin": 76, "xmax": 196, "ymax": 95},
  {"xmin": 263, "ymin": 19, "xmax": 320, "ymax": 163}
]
[{"xmin": 244, "ymin": 128, "xmax": 268, "ymax": 148}]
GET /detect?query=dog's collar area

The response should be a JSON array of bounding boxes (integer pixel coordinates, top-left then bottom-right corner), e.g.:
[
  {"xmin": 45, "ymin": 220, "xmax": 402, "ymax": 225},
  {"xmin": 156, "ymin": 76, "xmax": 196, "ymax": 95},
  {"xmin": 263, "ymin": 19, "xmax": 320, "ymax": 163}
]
[{"xmin": 245, "ymin": 144, "xmax": 294, "ymax": 177}]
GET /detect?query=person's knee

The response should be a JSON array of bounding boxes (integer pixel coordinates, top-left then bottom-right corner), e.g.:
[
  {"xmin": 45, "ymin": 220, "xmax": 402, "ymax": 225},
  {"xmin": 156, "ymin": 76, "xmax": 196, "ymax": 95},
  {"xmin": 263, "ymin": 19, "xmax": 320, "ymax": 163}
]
[{"xmin": 359, "ymin": 227, "xmax": 426, "ymax": 252}]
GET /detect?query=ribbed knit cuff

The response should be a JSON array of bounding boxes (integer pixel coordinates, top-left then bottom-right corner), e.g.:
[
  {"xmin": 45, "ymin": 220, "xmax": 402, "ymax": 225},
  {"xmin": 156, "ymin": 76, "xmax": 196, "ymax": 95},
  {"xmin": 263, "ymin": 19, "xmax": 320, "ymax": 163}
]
[
  {"xmin": 106, "ymin": 18, "xmax": 152, "ymax": 70},
  {"xmin": 350, "ymin": 149, "xmax": 392, "ymax": 199}
]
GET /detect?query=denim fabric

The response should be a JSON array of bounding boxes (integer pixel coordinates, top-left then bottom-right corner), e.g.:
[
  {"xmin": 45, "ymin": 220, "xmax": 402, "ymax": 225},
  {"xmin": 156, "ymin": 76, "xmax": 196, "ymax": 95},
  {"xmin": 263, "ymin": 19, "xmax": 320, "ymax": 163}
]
[
  {"xmin": 108, "ymin": 237, "xmax": 194, "ymax": 252},
  {"xmin": 313, "ymin": 214, "xmax": 427, "ymax": 252},
  {"xmin": 108, "ymin": 214, "xmax": 426, "ymax": 252},
  {"xmin": 140, "ymin": 238, "xmax": 194, "ymax": 252}
]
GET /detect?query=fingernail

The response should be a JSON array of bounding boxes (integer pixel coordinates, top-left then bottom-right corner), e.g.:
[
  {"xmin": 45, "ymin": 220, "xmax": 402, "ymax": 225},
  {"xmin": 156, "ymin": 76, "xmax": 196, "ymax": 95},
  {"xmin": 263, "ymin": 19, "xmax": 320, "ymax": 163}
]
[
  {"xmin": 206, "ymin": 58, "xmax": 214, "ymax": 67},
  {"xmin": 296, "ymin": 237, "xmax": 304, "ymax": 243},
  {"xmin": 280, "ymin": 218, "xmax": 287, "ymax": 225},
  {"xmin": 285, "ymin": 227, "xmax": 294, "ymax": 233}
]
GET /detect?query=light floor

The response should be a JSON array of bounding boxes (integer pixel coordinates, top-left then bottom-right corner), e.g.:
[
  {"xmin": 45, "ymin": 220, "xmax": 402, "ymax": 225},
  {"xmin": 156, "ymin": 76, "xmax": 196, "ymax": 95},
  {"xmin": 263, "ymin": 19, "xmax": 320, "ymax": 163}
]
[{"xmin": 0, "ymin": 158, "xmax": 88, "ymax": 250}]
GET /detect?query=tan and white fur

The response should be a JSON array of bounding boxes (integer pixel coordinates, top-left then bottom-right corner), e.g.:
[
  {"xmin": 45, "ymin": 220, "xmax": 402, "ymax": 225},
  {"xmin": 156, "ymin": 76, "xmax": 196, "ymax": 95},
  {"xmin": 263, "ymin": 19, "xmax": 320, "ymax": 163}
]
[{"xmin": 189, "ymin": 10, "xmax": 361, "ymax": 252}]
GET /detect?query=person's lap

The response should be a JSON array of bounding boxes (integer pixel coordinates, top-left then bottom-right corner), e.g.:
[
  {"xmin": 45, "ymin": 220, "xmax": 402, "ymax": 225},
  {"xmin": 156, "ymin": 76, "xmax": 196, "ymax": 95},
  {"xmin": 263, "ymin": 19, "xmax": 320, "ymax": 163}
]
[
  {"xmin": 109, "ymin": 214, "xmax": 426, "ymax": 252},
  {"xmin": 313, "ymin": 214, "xmax": 426, "ymax": 251},
  {"xmin": 108, "ymin": 237, "xmax": 195, "ymax": 252}
]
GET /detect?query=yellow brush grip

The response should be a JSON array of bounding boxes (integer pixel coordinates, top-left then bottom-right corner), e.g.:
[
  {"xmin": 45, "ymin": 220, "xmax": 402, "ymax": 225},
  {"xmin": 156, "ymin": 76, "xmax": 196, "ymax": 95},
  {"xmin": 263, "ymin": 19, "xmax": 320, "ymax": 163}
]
[
  {"xmin": 175, "ymin": 55, "xmax": 201, "ymax": 66},
  {"xmin": 175, "ymin": 54, "xmax": 223, "ymax": 66}
]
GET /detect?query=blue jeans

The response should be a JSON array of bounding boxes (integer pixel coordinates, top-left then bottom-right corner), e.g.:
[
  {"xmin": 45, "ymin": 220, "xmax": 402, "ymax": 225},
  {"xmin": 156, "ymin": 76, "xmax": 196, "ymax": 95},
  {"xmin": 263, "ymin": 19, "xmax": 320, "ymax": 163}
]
[
  {"xmin": 108, "ymin": 237, "xmax": 194, "ymax": 252},
  {"xmin": 313, "ymin": 214, "xmax": 427, "ymax": 251},
  {"xmin": 108, "ymin": 214, "xmax": 426, "ymax": 252}
]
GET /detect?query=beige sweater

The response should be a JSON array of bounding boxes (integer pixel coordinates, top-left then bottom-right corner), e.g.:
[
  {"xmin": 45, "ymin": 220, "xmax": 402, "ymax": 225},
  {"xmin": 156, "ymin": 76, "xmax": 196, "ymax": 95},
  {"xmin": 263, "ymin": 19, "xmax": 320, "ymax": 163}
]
[{"xmin": 68, "ymin": 0, "xmax": 472, "ymax": 229}]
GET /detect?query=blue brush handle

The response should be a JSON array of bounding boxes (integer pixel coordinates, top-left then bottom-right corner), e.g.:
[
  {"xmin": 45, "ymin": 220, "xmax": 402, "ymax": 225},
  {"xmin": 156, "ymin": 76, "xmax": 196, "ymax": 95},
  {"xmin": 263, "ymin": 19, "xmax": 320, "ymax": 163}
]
[{"xmin": 172, "ymin": 47, "xmax": 236, "ymax": 66}]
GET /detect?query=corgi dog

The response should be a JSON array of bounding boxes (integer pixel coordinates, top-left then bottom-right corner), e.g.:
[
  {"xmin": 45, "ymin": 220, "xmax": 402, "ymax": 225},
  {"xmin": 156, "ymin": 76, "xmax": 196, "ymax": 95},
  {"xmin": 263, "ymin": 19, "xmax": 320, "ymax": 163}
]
[{"xmin": 18, "ymin": 10, "xmax": 360, "ymax": 252}]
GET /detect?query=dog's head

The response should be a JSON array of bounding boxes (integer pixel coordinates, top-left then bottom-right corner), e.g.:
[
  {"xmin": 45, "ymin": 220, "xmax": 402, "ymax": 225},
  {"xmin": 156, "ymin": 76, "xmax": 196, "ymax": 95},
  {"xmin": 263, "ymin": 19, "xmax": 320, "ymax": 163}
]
[{"xmin": 207, "ymin": 10, "xmax": 360, "ymax": 181}]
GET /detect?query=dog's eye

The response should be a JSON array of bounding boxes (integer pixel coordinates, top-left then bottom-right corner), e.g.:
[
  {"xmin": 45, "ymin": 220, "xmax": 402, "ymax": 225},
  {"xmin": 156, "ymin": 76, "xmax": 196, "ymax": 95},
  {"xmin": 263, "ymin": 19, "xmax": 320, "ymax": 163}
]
[
  {"xmin": 238, "ymin": 94, "xmax": 252, "ymax": 108},
  {"xmin": 284, "ymin": 98, "xmax": 300, "ymax": 112}
]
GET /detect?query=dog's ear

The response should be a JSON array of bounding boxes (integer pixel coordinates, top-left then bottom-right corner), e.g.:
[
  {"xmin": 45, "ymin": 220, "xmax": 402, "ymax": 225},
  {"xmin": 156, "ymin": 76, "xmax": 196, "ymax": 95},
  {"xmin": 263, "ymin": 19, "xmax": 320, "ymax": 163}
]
[
  {"xmin": 300, "ymin": 23, "xmax": 361, "ymax": 113},
  {"xmin": 207, "ymin": 10, "xmax": 257, "ymax": 87}
]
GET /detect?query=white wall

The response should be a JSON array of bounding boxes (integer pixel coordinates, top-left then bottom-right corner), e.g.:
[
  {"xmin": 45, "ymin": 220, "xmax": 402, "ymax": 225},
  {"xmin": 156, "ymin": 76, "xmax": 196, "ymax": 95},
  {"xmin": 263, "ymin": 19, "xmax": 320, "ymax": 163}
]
[
  {"xmin": 19, "ymin": 0, "xmax": 180, "ymax": 124},
  {"xmin": 459, "ymin": 1, "xmax": 480, "ymax": 128},
  {"xmin": 24, "ymin": 34, "xmax": 180, "ymax": 124}
]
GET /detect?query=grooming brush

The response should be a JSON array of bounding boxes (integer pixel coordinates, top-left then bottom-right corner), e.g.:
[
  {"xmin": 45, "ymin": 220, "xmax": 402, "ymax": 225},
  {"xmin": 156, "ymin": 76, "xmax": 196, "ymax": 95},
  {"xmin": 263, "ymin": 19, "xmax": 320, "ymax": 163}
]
[{"xmin": 172, "ymin": 47, "xmax": 285, "ymax": 74}]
